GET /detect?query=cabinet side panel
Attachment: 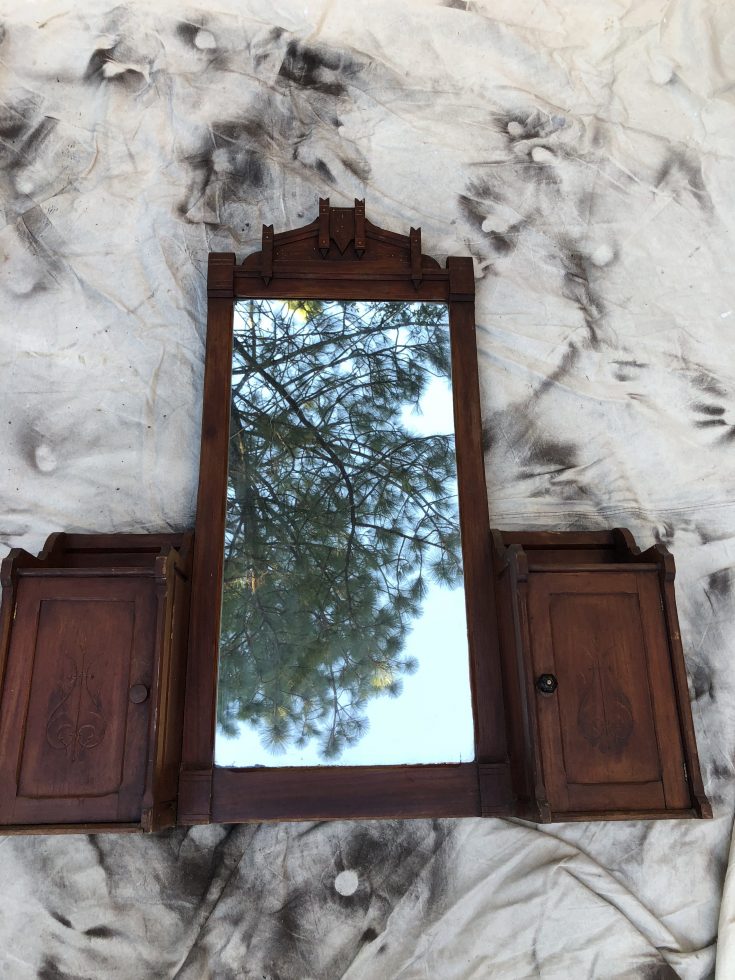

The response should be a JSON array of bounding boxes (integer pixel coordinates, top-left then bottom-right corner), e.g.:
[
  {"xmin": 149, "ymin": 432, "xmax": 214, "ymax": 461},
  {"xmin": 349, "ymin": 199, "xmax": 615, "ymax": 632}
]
[{"xmin": 637, "ymin": 575, "xmax": 690, "ymax": 810}]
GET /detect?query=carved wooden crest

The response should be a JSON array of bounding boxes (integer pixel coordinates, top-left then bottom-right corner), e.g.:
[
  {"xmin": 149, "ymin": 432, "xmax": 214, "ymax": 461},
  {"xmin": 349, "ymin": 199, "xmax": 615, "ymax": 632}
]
[
  {"xmin": 239, "ymin": 198, "xmax": 437, "ymax": 289},
  {"xmin": 206, "ymin": 199, "xmax": 475, "ymax": 303}
]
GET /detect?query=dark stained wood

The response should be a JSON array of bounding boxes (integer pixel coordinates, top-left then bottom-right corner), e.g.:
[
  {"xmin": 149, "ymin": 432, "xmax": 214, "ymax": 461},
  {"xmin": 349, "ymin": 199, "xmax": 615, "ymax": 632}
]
[
  {"xmin": 211, "ymin": 764, "xmax": 481, "ymax": 822},
  {"xmin": 0, "ymin": 576, "xmax": 152, "ymax": 825},
  {"xmin": 233, "ymin": 275, "xmax": 450, "ymax": 303},
  {"xmin": 179, "ymin": 200, "xmax": 509, "ymax": 824},
  {"xmin": 56, "ymin": 533, "xmax": 192, "ymax": 568},
  {"xmin": 628, "ymin": 539, "xmax": 711, "ymax": 817},
  {"xmin": 181, "ymin": 200, "xmax": 709, "ymax": 826},
  {"xmin": 179, "ymin": 256, "xmax": 236, "ymax": 824},
  {"xmin": 492, "ymin": 529, "xmax": 710, "ymax": 821},
  {"xmin": 449, "ymin": 299, "xmax": 508, "ymax": 772},
  {"xmin": 0, "ymin": 823, "xmax": 144, "ymax": 835},
  {"xmin": 447, "ymin": 256, "xmax": 475, "ymax": 302},
  {"xmin": 141, "ymin": 542, "xmax": 193, "ymax": 832},
  {"xmin": 477, "ymin": 763, "xmax": 514, "ymax": 816},
  {"xmin": 0, "ymin": 534, "xmax": 192, "ymax": 834}
]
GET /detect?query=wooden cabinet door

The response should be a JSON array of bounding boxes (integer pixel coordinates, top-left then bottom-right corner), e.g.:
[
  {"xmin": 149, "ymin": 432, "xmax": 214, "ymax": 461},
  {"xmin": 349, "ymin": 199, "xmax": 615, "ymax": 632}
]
[
  {"xmin": 528, "ymin": 570, "xmax": 691, "ymax": 816},
  {"xmin": 0, "ymin": 575, "xmax": 156, "ymax": 827}
]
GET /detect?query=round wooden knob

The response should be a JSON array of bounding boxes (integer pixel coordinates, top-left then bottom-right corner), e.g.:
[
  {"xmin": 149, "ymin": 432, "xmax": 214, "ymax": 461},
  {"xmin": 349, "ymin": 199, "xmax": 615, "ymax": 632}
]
[{"xmin": 129, "ymin": 684, "xmax": 149, "ymax": 704}]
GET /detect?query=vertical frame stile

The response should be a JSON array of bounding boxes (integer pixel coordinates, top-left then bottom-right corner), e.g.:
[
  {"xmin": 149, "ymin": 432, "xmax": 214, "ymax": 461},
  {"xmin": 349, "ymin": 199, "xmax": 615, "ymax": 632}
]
[
  {"xmin": 178, "ymin": 254, "xmax": 236, "ymax": 825},
  {"xmin": 447, "ymin": 257, "xmax": 510, "ymax": 811}
]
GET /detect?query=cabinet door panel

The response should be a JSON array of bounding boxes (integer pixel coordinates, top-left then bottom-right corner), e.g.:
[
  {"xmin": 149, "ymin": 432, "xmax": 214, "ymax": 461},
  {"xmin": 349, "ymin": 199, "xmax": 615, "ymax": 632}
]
[
  {"xmin": 0, "ymin": 576, "xmax": 155, "ymax": 826},
  {"xmin": 528, "ymin": 571, "xmax": 689, "ymax": 815}
]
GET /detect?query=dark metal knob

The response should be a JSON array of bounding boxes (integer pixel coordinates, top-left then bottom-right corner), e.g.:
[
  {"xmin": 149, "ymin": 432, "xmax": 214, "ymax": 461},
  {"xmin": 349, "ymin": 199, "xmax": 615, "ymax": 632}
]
[
  {"xmin": 129, "ymin": 684, "xmax": 149, "ymax": 704},
  {"xmin": 536, "ymin": 674, "xmax": 558, "ymax": 695}
]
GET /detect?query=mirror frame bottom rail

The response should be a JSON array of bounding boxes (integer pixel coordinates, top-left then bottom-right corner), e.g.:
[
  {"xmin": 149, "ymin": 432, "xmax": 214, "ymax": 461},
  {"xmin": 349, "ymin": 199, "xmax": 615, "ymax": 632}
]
[{"xmin": 210, "ymin": 763, "xmax": 512, "ymax": 822}]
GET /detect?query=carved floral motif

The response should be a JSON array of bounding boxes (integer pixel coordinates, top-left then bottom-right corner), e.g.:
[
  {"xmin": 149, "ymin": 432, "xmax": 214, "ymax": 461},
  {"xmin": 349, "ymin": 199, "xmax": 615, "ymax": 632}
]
[
  {"xmin": 577, "ymin": 653, "xmax": 634, "ymax": 754},
  {"xmin": 46, "ymin": 653, "xmax": 106, "ymax": 760}
]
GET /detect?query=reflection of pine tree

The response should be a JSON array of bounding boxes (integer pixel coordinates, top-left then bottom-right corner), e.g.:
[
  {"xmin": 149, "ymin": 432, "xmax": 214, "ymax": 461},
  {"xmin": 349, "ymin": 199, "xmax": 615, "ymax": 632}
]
[{"xmin": 218, "ymin": 299, "xmax": 462, "ymax": 759}]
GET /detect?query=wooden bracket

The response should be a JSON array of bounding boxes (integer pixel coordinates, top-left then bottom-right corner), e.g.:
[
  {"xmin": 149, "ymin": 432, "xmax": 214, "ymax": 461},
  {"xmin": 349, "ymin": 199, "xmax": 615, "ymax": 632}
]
[
  {"xmin": 318, "ymin": 197, "xmax": 330, "ymax": 256},
  {"xmin": 354, "ymin": 198, "xmax": 366, "ymax": 257},
  {"xmin": 261, "ymin": 225, "xmax": 274, "ymax": 285},
  {"xmin": 410, "ymin": 227, "xmax": 422, "ymax": 288}
]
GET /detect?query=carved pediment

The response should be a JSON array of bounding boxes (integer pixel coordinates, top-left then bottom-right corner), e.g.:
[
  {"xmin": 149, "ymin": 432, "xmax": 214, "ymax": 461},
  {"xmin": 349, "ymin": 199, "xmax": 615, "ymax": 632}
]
[{"xmin": 240, "ymin": 198, "xmax": 440, "ymax": 286}]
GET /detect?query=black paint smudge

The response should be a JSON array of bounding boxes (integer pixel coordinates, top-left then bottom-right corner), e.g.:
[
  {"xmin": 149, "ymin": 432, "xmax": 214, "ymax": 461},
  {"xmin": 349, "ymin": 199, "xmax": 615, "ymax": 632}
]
[
  {"xmin": 84, "ymin": 925, "xmax": 117, "ymax": 939},
  {"xmin": 493, "ymin": 109, "xmax": 566, "ymax": 144},
  {"xmin": 458, "ymin": 177, "xmax": 505, "ymax": 231},
  {"xmin": 689, "ymin": 660, "xmax": 714, "ymax": 702},
  {"xmin": 706, "ymin": 566, "xmax": 733, "ymax": 602},
  {"xmin": 37, "ymin": 957, "xmax": 79, "ymax": 980},
  {"xmin": 612, "ymin": 359, "xmax": 648, "ymax": 382},
  {"xmin": 176, "ymin": 21, "xmax": 202, "ymax": 46},
  {"xmin": 692, "ymin": 402, "xmax": 725, "ymax": 417},
  {"xmin": 524, "ymin": 436, "xmax": 580, "ymax": 476},
  {"xmin": 488, "ymin": 225, "xmax": 523, "ymax": 254},
  {"xmin": 558, "ymin": 239, "xmax": 605, "ymax": 349},
  {"xmin": 0, "ymin": 103, "xmax": 58, "ymax": 188},
  {"xmin": 278, "ymin": 40, "xmax": 355, "ymax": 98},
  {"xmin": 656, "ymin": 148, "xmax": 713, "ymax": 212},
  {"xmin": 536, "ymin": 344, "xmax": 579, "ymax": 399},
  {"xmin": 691, "ymin": 369, "xmax": 728, "ymax": 399},
  {"xmin": 84, "ymin": 46, "xmax": 148, "ymax": 90}
]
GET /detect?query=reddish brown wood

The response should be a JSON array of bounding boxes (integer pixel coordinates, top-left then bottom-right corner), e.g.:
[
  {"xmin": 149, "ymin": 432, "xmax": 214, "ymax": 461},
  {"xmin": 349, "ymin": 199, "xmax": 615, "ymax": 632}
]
[
  {"xmin": 179, "ymin": 256, "xmax": 236, "ymax": 824},
  {"xmin": 179, "ymin": 200, "xmax": 509, "ymax": 825},
  {"xmin": 449, "ymin": 299, "xmax": 507, "ymax": 774},
  {"xmin": 141, "ymin": 543, "xmax": 193, "ymax": 832},
  {"xmin": 492, "ymin": 529, "xmax": 710, "ymax": 821},
  {"xmin": 621, "ymin": 535, "xmax": 711, "ymax": 817},
  {"xmin": 0, "ymin": 576, "xmax": 152, "ymax": 825},
  {"xmin": 233, "ymin": 274, "xmax": 449, "ymax": 303},
  {"xmin": 0, "ymin": 534, "xmax": 191, "ymax": 833},
  {"xmin": 211, "ymin": 764, "xmax": 481, "ymax": 822},
  {"xmin": 181, "ymin": 200, "xmax": 709, "ymax": 827}
]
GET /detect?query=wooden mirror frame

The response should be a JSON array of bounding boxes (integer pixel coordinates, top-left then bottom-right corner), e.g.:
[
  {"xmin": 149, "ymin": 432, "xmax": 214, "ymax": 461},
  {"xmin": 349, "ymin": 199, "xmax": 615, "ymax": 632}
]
[{"xmin": 177, "ymin": 199, "xmax": 513, "ymax": 824}]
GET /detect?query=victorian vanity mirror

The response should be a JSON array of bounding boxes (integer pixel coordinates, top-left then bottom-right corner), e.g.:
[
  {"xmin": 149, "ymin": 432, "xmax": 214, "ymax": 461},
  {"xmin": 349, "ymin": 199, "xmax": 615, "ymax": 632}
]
[
  {"xmin": 0, "ymin": 199, "xmax": 710, "ymax": 833},
  {"xmin": 177, "ymin": 199, "xmax": 710, "ymax": 826},
  {"xmin": 178, "ymin": 200, "xmax": 513, "ymax": 823}
]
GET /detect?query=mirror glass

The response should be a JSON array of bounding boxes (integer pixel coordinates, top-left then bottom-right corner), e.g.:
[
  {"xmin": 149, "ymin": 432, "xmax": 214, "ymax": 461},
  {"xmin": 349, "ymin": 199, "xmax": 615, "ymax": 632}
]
[{"xmin": 215, "ymin": 299, "xmax": 474, "ymax": 767}]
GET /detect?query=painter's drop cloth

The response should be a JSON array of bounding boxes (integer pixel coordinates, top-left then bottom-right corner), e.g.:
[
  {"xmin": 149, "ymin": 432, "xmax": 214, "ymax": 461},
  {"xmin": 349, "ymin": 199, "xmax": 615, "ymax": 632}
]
[{"xmin": 1, "ymin": 1, "xmax": 734, "ymax": 977}]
